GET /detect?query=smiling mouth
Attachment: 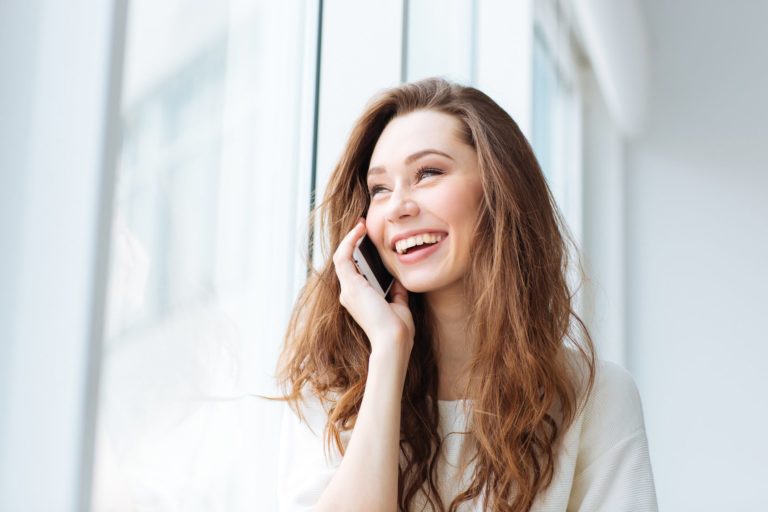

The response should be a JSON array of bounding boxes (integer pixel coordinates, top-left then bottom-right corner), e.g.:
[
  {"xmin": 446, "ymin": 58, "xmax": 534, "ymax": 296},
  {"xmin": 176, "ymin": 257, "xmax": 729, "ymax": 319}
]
[
  {"xmin": 402, "ymin": 242, "xmax": 438, "ymax": 255},
  {"xmin": 394, "ymin": 232, "xmax": 448, "ymax": 263},
  {"xmin": 393, "ymin": 232, "xmax": 448, "ymax": 255}
]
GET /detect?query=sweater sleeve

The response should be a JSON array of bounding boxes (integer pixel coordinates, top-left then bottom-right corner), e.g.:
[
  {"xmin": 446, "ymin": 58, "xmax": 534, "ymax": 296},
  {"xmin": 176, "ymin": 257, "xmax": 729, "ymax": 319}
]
[
  {"xmin": 276, "ymin": 392, "xmax": 345, "ymax": 511},
  {"xmin": 567, "ymin": 361, "xmax": 659, "ymax": 511}
]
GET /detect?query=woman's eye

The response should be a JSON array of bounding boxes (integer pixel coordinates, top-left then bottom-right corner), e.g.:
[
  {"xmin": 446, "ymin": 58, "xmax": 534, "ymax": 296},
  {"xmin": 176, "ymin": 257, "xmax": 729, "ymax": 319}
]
[
  {"xmin": 368, "ymin": 185, "xmax": 385, "ymax": 197},
  {"xmin": 368, "ymin": 167, "xmax": 443, "ymax": 197},
  {"xmin": 417, "ymin": 167, "xmax": 442, "ymax": 179}
]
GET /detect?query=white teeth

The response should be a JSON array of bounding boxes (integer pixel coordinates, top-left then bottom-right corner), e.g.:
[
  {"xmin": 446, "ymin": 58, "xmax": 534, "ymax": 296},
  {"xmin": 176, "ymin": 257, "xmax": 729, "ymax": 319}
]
[{"xmin": 395, "ymin": 233, "xmax": 445, "ymax": 255}]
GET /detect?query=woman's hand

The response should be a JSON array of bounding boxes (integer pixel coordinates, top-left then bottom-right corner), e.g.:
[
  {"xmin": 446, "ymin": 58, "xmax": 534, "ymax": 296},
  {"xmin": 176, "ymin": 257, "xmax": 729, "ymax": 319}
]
[{"xmin": 332, "ymin": 218, "xmax": 415, "ymax": 357}]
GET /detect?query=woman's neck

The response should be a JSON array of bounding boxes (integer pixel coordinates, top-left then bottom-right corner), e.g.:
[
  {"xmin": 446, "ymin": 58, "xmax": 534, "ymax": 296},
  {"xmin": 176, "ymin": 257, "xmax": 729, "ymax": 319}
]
[{"xmin": 426, "ymin": 283, "xmax": 475, "ymax": 401}]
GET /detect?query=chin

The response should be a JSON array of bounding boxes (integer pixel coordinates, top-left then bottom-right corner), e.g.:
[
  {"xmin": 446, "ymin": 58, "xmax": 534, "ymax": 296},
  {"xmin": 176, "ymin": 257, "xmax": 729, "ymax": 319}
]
[
  {"xmin": 401, "ymin": 283, "xmax": 431, "ymax": 294},
  {"xmin": 398, "ymin": 277, "xmax": 448, "ymax": 295}
]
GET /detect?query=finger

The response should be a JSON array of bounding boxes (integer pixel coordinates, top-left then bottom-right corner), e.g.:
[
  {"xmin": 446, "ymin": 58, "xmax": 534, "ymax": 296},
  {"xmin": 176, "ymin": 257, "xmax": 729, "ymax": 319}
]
[
  {"xmin": 333, "ymin": 220, "xmax": 367, "ymax": 284},
  {"xmin": 343, "ymin": 218, "xmax": 366, "ymax": 253},
  {"xmin": 389, "ymin": 279, "xmax": 408, "ymax": 306},
  {"xmin": 333, "ymin": 220, "xmax": 364, "ymax": 261}
]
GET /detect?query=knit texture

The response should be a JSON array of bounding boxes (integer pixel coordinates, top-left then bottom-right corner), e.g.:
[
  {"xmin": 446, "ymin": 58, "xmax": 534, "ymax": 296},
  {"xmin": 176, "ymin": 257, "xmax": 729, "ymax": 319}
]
[{"xmin": 277, "ymin": 359, "xmax": 658, "ymax": 511}]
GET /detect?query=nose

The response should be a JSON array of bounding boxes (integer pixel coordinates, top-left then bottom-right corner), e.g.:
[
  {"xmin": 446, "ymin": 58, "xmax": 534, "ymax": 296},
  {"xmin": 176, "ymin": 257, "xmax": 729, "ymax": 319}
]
[{"xmin": 384, "ymin": 186, "xmax": 419, "ymax": 222}]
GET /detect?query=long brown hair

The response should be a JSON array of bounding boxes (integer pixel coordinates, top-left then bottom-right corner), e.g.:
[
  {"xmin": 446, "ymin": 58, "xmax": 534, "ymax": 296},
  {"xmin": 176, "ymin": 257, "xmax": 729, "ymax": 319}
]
[{"xmin": 273, "ymin": 77, "xmax": 596, "ymax": 511}]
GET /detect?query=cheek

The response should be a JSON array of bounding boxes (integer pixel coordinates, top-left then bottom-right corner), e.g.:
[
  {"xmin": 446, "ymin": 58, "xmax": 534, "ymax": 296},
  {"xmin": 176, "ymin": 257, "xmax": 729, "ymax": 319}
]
[
  {"xmin": 435, "ymin": 186, "xmax": 479, "ymax": 222},
  {"xmin": 444, "ymin": 188, "xmax": 482, "ymax": 250},
  {"xmin": 364, "ymin": 216, "xmax": 387, "ymax": 252}
]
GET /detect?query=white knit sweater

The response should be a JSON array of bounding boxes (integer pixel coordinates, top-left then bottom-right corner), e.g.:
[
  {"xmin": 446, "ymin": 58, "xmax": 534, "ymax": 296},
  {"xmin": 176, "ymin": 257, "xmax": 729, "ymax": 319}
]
[{"xmin": 277, "ymin": 359, "xmax": 658, "ymax": 511}]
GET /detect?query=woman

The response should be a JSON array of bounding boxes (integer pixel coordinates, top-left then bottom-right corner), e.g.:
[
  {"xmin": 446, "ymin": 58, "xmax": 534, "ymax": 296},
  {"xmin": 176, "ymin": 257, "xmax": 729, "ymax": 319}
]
[{"xmin": 273, "ymin": 77, "xmax": 657, "ymax": 511}]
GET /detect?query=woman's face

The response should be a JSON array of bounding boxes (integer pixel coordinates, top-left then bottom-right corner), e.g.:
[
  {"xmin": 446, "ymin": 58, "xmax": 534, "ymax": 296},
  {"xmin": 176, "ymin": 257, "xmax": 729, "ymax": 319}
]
[{"xmin": 365, "ymin": 109, "xmax": 484, "ymax": 294}]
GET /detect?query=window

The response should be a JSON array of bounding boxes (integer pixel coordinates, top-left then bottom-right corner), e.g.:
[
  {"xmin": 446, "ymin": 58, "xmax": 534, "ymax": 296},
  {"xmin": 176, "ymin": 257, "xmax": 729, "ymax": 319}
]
[
  {"xmin": 91, "ymin": 2, "xmax": 317, "ymax": 510},
  {"xmin": 532, "ymin": 0, "xmax": 583, "ymax": 244}
]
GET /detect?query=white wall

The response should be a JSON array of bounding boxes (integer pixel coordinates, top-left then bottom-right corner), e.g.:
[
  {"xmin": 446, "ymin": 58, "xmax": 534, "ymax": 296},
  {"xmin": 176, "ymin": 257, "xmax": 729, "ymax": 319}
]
[
  {"xmin": 581, "ymin": 70, "xmax": 626, "ymax": 366},
  {"xmin": 627, "ymin": 1, "xmax": 768, "ymax": 510}
]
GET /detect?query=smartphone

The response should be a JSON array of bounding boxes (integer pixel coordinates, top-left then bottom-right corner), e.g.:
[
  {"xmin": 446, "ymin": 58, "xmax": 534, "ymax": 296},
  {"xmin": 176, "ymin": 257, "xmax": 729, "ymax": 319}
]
[{"xmin": 353, "ymin": 233, "xmax": 395, "ymax": 298}]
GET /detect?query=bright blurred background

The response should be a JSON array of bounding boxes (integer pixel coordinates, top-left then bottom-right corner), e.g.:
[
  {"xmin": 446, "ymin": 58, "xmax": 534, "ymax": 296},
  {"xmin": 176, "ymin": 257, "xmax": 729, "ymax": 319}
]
[{"xmin": 1, "ymin": 0, "xmax": 766, "ymax": 511}]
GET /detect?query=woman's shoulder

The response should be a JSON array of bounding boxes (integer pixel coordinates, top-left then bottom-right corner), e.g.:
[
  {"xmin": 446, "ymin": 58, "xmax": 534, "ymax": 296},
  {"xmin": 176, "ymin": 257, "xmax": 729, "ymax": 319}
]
[
  {"xmin": 563, "ymin": 348, "xmax": 645, "ymax": 424},
  {"xmin": 586, "ymin": 358, "xmax": 646, "ymax": 433},
  {"xmin": 560, "ymin": 347, "xmax": 647, "ymax": 439},
  {"xmin": 555, "ymin": 355, "xmax": 658, "ymax": 510},
  {"xmin": 563, "ymin": 351, "xmax": 649, "ymax": 466}
]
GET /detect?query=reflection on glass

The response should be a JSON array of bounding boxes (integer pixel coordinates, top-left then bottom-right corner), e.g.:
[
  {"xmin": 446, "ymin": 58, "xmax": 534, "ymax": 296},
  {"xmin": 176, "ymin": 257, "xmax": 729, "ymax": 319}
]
[{"xmin": 91, "ymin": 1, "xmax": 312, "ymax": 510}]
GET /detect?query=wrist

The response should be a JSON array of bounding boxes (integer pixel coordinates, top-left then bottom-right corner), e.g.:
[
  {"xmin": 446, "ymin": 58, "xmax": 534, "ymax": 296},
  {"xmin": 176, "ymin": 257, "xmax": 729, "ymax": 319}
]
[{"xmin": 369, "ymin": 343, "xmax": 411, "ymax": 376}]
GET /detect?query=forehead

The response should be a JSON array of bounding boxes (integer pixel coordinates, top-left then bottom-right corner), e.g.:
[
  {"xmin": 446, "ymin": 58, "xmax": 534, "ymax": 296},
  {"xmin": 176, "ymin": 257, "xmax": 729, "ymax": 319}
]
[{"xmin": 368, "ymin": 110, "xmax": 466, "ymax": 169}]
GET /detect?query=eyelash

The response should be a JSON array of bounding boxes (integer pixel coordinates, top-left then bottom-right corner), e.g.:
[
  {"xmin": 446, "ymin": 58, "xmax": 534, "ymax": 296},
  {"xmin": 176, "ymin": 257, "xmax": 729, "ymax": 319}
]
[{"xmin": 368, "ymin": 166, "xmax": 443, "ymax": 197}]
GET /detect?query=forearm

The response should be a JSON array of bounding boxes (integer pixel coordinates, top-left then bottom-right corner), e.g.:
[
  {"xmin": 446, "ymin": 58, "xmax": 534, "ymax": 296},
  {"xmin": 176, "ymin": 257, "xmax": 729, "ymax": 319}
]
[{"xmin": 314, "ymin": 346, "xmax": 408, "ymax": 512}]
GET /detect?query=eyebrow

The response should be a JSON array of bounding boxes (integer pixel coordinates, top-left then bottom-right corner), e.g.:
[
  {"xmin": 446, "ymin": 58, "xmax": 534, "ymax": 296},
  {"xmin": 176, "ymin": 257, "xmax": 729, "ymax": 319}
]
[{"xmin": 366, "ymin": 149, "xmax": 454, "ymax": 179}]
